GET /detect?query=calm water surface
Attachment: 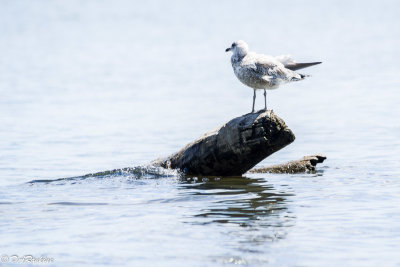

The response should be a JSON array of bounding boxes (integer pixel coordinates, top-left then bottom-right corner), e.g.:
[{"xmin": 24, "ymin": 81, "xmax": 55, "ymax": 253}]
[{"xmin": 1, "ymin": 0, "xmax": 400, "ymax": 266}]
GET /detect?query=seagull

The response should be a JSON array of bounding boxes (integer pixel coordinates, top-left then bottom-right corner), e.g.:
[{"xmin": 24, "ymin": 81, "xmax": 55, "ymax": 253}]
[{"xmin": 226, "ymin": 40, "xmax": 321, "ymax": 113}]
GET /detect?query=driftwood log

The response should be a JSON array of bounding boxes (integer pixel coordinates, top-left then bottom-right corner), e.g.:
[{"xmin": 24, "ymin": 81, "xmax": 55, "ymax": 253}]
[
  {"xmin": 153, "ymin": 110, "xmax": 295, "ymax": 176},
  {"xmin": 249, "ymin": 154, "xmax": 327, "ymax": 174}
]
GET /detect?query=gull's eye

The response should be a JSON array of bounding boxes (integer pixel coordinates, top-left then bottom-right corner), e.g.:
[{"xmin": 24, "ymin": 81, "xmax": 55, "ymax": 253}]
[{"xmin": 232, "ymin": 43, "xmax": 236, "ymax": 47}]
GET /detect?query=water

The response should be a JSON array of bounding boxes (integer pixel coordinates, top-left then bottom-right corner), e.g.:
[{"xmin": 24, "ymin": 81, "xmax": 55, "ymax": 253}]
[{"xmin": 1, "ymin": 0, "xmax": 400, "ymax": 266}]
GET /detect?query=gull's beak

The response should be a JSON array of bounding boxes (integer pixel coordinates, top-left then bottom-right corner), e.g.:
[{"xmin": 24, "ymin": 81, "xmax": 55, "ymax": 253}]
[{"xmin": 225, "ymin": 47, "xmax": 231, "ymax": 52}]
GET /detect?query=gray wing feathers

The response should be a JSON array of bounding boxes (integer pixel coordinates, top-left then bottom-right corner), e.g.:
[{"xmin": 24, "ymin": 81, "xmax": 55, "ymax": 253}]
[
  {"xmin": 254, "ymin": 61, "xmax": 286, "ymax": 77},
  {"xmin": 254, "ymin": 62, "xmax": 301, "ymax": 83},
  {"xmin": 284, "ymin": 62, "xmax": 322, "ymax": 71}
]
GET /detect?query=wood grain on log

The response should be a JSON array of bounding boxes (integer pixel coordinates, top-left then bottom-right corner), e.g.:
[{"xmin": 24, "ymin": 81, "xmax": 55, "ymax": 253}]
[{"xmin": 152, "ymin": 110, "xmax": 295, "ymax": 176}]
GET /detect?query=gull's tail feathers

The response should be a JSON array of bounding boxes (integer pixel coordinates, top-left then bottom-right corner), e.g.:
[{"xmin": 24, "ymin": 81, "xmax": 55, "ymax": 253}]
[
  {"xmin": 285, "ymin": 62, "xmax": 322, "ymax": 71},
  {"xmin": 290, "ymin": 73, "xmax": 309, "ymax": 82},
  {"xmin": 299, "ymin": 73, "xmax": 310, "ymax": 79}
]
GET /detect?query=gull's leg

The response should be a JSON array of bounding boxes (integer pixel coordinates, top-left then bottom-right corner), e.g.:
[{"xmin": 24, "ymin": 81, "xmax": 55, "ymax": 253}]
[
  {"xmin": 263, "ymin": 89, "xmax": 267, "ymax": 110},
  {"xmin": 252, "ymin": 89, "xmax": 256, "ymax": 113}
]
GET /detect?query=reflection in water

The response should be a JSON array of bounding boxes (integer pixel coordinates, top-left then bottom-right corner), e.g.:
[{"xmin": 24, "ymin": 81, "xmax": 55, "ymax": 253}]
[
  {"xmin": 179, "ymin": 176, "xmax": 296, "ymax": 244},
  {"xmin": 25, "ymin": 169, "xmax": 296, "ymax": 260}
]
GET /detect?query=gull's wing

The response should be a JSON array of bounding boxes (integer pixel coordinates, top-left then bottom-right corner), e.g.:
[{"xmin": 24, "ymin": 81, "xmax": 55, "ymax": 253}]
[
  {"xmin": 284, "ymin": 62, "xmax": 322, "ymax": 71},
  {"xmin": 275, "ymin": 54, "xmax": 322, "ymax": 71},
  {"xmin": 247, "ymin": 53, "xmax": 301, "ymax": 82}
]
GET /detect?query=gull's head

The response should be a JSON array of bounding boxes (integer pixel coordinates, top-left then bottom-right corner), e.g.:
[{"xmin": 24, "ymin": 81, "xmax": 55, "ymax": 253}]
[{"xmin": 225, "ymin": 40, "xmax": 248, "ymax": 57}]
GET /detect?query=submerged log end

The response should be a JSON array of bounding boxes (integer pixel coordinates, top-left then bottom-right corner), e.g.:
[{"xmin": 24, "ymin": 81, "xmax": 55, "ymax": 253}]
[
  {"xmin": 153, "ymin": 110, "xmax": 295, "ymax": 176},
  {"xmin": 249, "ymin": 154, "xmax": 327, "ymax": 174}
]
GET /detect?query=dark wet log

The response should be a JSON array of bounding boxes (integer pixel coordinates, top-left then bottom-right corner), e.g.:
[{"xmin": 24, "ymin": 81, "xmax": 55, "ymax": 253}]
[
  {"xmin": 152, "ymin": 110, "xmax": 295, "ymax": 176},
  {"xmin": 249, "ymin": 154, "xmax": 327, "ymax": 174}
]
